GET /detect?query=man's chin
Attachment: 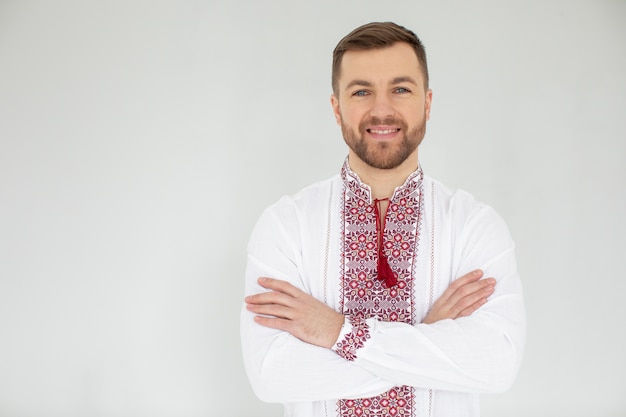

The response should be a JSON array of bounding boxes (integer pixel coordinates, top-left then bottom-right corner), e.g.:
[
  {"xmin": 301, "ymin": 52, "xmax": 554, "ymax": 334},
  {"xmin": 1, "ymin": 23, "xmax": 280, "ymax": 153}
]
[{"xmin": 360, "ymin": 154, "xmax": 409, "ymax": 170}]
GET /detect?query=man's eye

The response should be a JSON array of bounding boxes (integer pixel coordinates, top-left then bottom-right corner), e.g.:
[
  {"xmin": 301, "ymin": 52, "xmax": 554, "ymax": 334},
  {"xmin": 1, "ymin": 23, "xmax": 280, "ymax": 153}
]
[
  {"xmin": 394, "ymin": 87, "xmax": 411, "ymax": 94},
  {"xmin": 352, "ymin": 90, "xmax": 369, "ymax": 97}
]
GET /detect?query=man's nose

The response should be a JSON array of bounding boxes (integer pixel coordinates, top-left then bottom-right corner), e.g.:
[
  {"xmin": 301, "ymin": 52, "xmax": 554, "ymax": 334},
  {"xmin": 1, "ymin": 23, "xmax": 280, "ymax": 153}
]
[{"xmin": 369, "ymin": 93, "xmax": 394, "ymax": 120}]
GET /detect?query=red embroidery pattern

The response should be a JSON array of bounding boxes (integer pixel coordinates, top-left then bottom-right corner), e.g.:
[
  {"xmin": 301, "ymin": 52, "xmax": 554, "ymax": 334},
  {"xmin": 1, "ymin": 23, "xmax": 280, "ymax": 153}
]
[
  {"xmin": 337, "ymin": 161, "xmax": 423, "ymax": 417},
  {"xmin": 334, "ymin": 315, "xmax": 370, "ymax": 361},
  {"xmin": 338, "ymin": 386, "xmax": 415, "ymax": 417}
]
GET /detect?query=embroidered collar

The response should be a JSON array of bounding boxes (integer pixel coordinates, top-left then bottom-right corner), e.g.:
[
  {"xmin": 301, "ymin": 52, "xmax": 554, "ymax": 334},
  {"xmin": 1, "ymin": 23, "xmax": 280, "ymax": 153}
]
[{"xmin": 340, "ymin": 157, "xmax": 424, "ymax": 204}]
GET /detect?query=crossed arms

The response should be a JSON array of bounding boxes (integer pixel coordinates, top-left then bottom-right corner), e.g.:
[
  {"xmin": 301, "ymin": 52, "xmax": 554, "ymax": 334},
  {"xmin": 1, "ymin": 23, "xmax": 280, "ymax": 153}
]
[
  {"xmin": 246, "ymin": 269, "xmax": 496, "ymax": 349},
  {"xmin": 240, "ymin": 193, "xmax": 525, "ymax": 403}
]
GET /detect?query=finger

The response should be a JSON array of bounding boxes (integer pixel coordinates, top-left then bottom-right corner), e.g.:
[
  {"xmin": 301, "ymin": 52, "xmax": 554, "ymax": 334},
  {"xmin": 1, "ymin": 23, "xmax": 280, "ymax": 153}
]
[
  {"xmin": 246, "ymin": 302, "xmax": 293, "ymax": 320},
  {"xmin": 457, "ymin": 296, "xmax": 489, "ymax": 318},
  {"xmin": 448, "ymin": 276, "xmax": 495, "ymax": 300},
  {"xmin": 436, "ymin": 278, "xmax": 493, "ymax": 318},
  {"xmin": 436, "ymin": 270, "xmax": 484, "ymax": 305},
  {"xmin": 450, "ymin": 283, "xmax": 495, "ymax": 315},
  {"xmin": 245, "ymin": 291, "xmax": 295, "ymax": 307},
  {"xmin": 253, "ymin": 315, "xmax": 293, "ymax": 332},
  {"xmin": 448, "ymin": 285, "xmax": 494, "ymax": 316},
  {"xmin": 257, "ymin": 277, "xmax": 303, "ymax": 297},
  {"xmin": 443, "ymin": 270, "xmax": 483, "ymax": 300},
  {"xmin": 450, "ymin": 270, "xmax": 483, "ymax": 289}
]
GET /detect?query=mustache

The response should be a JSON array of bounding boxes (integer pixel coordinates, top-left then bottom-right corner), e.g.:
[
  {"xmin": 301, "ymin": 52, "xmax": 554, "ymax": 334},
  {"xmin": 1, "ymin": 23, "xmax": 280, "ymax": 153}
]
[{"xmin": 359, "ymin": 117, "xmax": 407, "ymax": 131}]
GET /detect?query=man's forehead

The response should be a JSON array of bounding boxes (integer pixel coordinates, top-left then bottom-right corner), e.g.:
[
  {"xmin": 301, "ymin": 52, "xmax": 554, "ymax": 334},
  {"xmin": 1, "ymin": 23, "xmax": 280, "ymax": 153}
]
[{"xmin": 338, "ymin": 43, "xmax": 422, "ymax": 86}]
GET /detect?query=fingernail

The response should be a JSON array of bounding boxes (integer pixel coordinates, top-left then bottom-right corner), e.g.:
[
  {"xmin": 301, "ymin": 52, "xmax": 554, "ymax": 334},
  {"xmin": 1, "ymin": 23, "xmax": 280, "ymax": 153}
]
[{"xmin": 473, "ymin": 270, "xmax": 483, "ymax": 277}]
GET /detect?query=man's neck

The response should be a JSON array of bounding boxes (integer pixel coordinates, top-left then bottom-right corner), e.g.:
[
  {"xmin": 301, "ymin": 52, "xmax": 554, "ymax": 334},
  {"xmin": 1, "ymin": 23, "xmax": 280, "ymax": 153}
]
[{"xmin": 348, "ymin": 150, "xmax": 419, "ymax": 200}]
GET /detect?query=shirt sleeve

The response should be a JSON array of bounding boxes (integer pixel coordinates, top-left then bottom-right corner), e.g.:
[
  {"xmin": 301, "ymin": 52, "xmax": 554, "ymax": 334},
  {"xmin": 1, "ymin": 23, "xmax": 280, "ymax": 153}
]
[
  {"xmin": 240, "ymin": 197, "xmax": 395, "ymax": 403},
  {"xmin": 332, "ymin": 202, "xmax": 526, "ymax": 394}
]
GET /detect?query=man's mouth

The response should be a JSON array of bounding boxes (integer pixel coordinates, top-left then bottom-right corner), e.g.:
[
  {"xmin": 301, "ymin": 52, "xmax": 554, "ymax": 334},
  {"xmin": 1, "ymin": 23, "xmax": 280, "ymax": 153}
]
[
  {"xmin": 367, "ymin": 128, "xmax": 400, "ymax": 134},
  {"xmin": 366, "ymin": 127, "xmax": 401, "ymax": 139}
]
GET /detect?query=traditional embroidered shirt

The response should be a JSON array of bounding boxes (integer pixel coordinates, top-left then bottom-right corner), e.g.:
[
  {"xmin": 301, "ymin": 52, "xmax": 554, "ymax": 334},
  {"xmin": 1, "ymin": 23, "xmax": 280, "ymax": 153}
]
[{"xmin": 241, "ymin": 159, "xmax": 526, "ymax": 417}]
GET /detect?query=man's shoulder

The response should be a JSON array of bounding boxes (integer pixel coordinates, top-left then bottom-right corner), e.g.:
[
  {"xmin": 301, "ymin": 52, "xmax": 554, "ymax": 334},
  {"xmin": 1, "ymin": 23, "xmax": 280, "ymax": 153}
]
[
  {"xmin": 425, "ymin": 175, "xmax": 513, "ymax": 245},
  {"xmin": 250, "ymin": 174, "xmax": 340, "ymax": 245},
  {"xmin": 425, "ymin": 175, "xmax": 505, "ymax": 226},
  {"xmin": 270, "ymin": 174, "xmax": 340, "ymax": 211},
  {"xmin": 426, "ymin": 175, "xmax": 482, "ymax": 211}
]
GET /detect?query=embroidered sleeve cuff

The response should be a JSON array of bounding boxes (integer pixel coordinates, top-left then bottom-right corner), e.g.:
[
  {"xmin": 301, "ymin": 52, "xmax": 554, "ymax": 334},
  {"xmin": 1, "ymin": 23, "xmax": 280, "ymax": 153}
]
[{"xmin": 332, "ymin": 315, "xmax": 371, "ymax": 361}]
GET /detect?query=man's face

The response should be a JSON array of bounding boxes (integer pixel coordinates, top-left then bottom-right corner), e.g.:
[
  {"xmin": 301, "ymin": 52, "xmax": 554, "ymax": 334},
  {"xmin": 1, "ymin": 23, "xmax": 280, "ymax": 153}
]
[{"xmin": 331, "ymin": 42, "xmax": 432, "ymax": 170}]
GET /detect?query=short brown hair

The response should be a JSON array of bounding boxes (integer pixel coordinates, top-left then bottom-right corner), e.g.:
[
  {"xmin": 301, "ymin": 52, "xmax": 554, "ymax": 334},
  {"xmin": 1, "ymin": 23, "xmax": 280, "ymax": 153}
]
[{"xmin": 332, "ymin": 22, "xmax": 429, "ymax": 94}]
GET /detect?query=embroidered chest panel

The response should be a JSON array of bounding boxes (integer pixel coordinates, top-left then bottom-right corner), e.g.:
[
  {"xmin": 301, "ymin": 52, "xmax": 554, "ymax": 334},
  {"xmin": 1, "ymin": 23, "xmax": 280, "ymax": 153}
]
[{"xmin": 337, "ymin": 166, "xmax": 423, "ymax": 417}]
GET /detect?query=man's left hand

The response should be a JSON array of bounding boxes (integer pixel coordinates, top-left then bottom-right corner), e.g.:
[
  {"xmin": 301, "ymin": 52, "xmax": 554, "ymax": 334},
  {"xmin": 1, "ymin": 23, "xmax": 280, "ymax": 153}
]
[{"xmin": 245, "ymin": 277, "xmax": 345, "ymax": 349}]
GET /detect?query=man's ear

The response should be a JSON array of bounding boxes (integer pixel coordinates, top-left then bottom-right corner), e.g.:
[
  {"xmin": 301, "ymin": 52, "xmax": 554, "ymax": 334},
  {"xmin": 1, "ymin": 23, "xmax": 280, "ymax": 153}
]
[
  {"xmin": 425, "ymin": 89, "xmax": 433, "ymax": 121},
  {"xmin": 330, "ymin": 94, "xmax": 342, "ymax": 125}
]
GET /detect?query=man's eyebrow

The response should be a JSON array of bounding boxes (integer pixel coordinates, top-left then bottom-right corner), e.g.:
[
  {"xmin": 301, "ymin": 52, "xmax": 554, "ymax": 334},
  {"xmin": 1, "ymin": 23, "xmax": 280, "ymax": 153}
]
[
  {"xmin": 345, "ymin": 79, "xmax": 373, "ymax": 90},
  {"xmin": 391, "ymin": 76, "xmax": 418, "ymax": 85},
  {"xmin": 344, "ymin": 77, "xmax": 418, "ymax": 90}
]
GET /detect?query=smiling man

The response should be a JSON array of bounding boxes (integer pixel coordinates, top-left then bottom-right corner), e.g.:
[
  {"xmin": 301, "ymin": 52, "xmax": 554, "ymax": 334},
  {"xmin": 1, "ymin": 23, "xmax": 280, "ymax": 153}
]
[
  {"xmin": 241, "ymin": 22, "xmax": 525, "ymax": 417},
  {"xmin": 333, "ymin": 42, "xmax": 429, "ymax": 174}
]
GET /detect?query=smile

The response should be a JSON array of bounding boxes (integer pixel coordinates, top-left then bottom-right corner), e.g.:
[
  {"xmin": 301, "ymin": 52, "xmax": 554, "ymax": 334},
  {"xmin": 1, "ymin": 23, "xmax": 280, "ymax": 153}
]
[{"xmin": 367, "ymin": 128, "xmax": 400, "ymax": 134}]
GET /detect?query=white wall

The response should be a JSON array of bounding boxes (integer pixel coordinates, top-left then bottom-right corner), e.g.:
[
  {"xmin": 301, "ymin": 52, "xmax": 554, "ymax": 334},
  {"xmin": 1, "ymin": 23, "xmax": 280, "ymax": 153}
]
[{"xmin": 1, "ymin": 1, "xmax": 624, "ymax": 416}]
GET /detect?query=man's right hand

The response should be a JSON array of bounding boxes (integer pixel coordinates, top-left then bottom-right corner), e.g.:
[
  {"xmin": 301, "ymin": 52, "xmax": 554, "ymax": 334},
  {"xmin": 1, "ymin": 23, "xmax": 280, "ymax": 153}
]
[{"xmin": 422, "ymin": 270, "xmax": 495, "ymax": 324}]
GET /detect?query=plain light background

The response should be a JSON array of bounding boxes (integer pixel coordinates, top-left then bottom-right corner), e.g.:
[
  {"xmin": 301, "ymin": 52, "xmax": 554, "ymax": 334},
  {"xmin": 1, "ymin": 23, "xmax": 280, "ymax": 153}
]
[{"xmin": 1, "ymin": 1, "xmax": 625, "ymax": 416}]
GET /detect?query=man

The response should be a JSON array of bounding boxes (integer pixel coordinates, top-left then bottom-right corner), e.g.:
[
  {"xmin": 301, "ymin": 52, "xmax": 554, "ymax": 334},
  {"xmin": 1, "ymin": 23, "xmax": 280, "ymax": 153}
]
[{"xmin": 241, "ymin": 22, "xmax": 525, "ymax": 417}]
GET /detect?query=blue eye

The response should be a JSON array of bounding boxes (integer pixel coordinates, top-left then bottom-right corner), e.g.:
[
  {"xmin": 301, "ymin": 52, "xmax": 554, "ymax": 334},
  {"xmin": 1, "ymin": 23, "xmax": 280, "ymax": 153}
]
[
  {"xmin": 352, "ymin": 90, "xmax": 369, "ymax": 97},
  {"xmin": 394, "ymin": 87, "xmax": 411, "ymax": 94}
]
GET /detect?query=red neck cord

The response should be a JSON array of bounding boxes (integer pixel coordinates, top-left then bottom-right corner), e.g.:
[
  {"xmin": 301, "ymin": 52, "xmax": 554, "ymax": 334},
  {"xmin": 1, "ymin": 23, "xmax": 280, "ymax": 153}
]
[{"xmin": 373, "ymin": 198, "xmax": 397, "ymax": 288}]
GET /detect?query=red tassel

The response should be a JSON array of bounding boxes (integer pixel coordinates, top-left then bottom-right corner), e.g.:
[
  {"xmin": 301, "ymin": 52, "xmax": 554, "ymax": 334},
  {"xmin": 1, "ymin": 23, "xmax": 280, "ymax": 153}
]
[
  {"xmin": 377, "ymin": 251, "xmax": 397, "ymax": 288},
  {"xmin": 374, "ymin": 198, "xmax": 397, "ymax": 288}
]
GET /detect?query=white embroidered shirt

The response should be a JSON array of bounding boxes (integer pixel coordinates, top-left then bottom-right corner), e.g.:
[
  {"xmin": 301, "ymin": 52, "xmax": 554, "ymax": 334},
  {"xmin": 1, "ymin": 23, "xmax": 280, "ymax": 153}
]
[{"xmin": 241, "ymin": 161, "xmax": 526, "ymax": 417}]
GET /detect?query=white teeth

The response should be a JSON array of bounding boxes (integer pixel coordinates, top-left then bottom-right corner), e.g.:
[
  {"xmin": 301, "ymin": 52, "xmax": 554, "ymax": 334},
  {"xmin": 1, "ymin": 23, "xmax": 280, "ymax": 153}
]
[{"xmin": 370, "ymin": 129, "xmax": 397, "ymax": 134}]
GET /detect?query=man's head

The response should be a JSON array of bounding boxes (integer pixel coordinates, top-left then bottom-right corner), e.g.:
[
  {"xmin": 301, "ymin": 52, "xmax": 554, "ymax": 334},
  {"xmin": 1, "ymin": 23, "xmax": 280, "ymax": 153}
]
[
  {"xmin": 331, "ymin": 22, "xmax": 432, "ymax": 172},
  {"xmin": 332, "ymin": 22, "xmax": 429, "ymax": 96}
]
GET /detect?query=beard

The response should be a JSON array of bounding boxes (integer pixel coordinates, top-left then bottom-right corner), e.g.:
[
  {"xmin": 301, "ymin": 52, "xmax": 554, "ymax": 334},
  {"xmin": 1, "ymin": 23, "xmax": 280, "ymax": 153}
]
[{"xmin": 341, "ymin": 115, "xmax": 426, "ymax": 170}]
